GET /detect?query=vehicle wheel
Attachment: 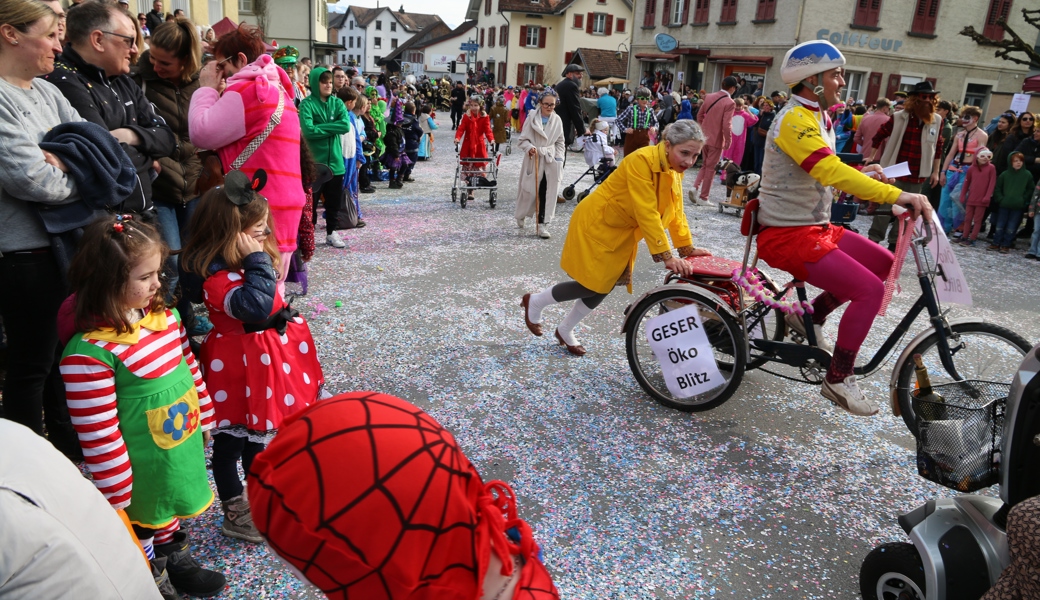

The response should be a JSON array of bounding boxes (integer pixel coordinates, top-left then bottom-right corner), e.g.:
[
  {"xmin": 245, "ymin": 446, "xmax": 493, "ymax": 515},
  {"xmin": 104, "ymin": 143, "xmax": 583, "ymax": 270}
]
[
  {"xmin": 460, "ymin": 194, "xmax": 468, "ymax": 209},
  {"xmin": 745, "ymin": 305, "xmax": 785, "ymax": 370},
  {"xmin": 576, "ymin": 191, "xmax": 589, "ymax": 203},
  {"xmin": 505, "ymin": 145, "xmax": 511, "ymax": 156},
  {"xmin": 561, "ymin": 186, "xmax": 576, "ymax": 201},
  {"xmin": 489, "ymin": 190, "xmax": 497, "ymax": 208},
  {"xmin": 717, "ymin": 204, "xmax": 724, "ymax": 214},
  {"xmin": 894, "ymin": 321, "xmax": 1032, "ymax": 437},
  {"xmin": 451, "ymin": 188, "xmax": 457, "ymax": 203},
  {"xmin": 859, "ymin": 543, "xmax": 926, "ymax": 600},
  {"xmin": 625, "ymin": 288, "xmax": 746, "ymax": 412}
]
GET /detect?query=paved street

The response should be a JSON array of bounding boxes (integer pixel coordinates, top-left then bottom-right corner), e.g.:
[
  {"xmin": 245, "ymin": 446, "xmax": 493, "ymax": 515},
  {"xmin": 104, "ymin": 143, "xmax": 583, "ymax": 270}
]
[{"xmin": 190, "ymin": 114, "xmax": 1040, "ymax": 599}]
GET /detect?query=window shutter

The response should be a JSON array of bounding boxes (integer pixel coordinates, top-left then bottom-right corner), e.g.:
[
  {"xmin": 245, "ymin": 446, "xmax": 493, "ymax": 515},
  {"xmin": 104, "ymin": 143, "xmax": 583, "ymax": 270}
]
[
  {"xmin": 538, "ymin": 27, "xmax": 546, "ymax": 48},
  {"xmin": 865, "ymin": 72, "xmax": 882, "ymax": 104},
  {"xmin": 574, "ymin": 13, "xmax": 583, "ymax": 28},
  {"xmin": 520, "ymin": 24, "xmax": 528, "ymax": 45},
  {"xmin": 662, "ymin": 0, "xmax": 672, "ymax": 24},
  {"xmin": 885, "ymin": 73, "xmax": 900, "ymax": 99},
  {"xmin": 617, "ymin": 18, "xmax": 626, "ymax": 32},
  {"xmin": 517, "ymin": 63, "xmax": 524, "ymax": 86},
  {"xmin": 983, "ymin": 0, "xmax": 1012, "ymax": 40},
  {"xmin": 565, "ymin": 51, "xmax": 573, "ymax": 63},
  {"xmin": 501, "ymin": 25, "xmax": 507, "ymax": 42},
  {"xmin": 480, "ymin": 28, "xmax": 485, "ymax": 47},
  {"xmin": 587, "ymin": 12, "xmax": 594, "ymax": 33},
  {"xmin": 755, "ymin": 0, "xmax": 775, "ymax": 19},
  {"xmin": 485, "ymin": 0, "xmax": 491, "ymax": 16},
  {"xmin": 720, "ymin": 0, "xmax": 737, "ymax": 21},
  {"xmin": 606, "ymin": 14, "xmax": 613, "ymax": 34},
  {"xmin": 853, "ymin": 0, "xmax": 882, "ymax": 27},
  {"xmin": 536, "ymin": 64, "xmax": 544, "ymax": 83},
  {"xmin": 694, "ymin": 0, "xmax": 710, "ymax": 23},
  {"xmin": 681, "ymin": 0, "xmax": 690, "ymax": 23},
  {"xmin": 489, "ymin": 27, "xmax": 495, "ymax": 46},
  {"xmin": 644, "ymin": 0, "xmax": 656, "ymax": 27}
]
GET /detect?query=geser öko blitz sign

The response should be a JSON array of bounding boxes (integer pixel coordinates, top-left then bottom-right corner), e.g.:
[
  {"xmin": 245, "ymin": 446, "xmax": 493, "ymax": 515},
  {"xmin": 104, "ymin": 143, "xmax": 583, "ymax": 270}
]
[{"xmin": 817, "ymin": 28, "xmax": 903, "ymax": 53}]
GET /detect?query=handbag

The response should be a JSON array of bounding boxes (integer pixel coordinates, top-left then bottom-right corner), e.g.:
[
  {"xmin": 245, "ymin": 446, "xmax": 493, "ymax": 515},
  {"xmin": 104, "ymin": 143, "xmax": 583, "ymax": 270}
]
[{"xmin": 194, "ymin": 86, "xmax": 286, "ymax": 195}]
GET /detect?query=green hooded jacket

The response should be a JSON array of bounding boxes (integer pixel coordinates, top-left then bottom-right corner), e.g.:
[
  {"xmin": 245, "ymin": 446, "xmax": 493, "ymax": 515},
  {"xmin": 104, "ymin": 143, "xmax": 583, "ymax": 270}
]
[{"xmin": 299, "ymin": 66, "xmax": 351, "ymax": 175}]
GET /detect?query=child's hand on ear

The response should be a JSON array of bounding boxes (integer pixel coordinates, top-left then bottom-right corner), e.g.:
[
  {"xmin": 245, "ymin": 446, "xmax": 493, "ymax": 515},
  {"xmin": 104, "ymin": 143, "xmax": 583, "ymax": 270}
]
[{"xmin": 237, "ymin": 231, "xmax": 263, "ymax": 256}]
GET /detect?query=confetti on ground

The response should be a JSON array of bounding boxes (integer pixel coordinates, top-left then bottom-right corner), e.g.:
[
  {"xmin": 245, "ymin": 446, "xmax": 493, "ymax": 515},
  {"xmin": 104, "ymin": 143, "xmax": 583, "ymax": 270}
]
[{"xmin": 168, "ymin": 113, "xmax": 1038, "ymax": 599}]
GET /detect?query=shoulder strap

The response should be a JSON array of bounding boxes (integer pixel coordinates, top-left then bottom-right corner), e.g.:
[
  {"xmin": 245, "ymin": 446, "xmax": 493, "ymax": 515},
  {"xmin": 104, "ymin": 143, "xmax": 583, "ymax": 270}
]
[
  {"xmin": 701, "ymin": 94, "xmax": 726, "ymax": 120},
  {"xmin": 230, "ymin": 86, "xmax": 285, "ymax": 171}
]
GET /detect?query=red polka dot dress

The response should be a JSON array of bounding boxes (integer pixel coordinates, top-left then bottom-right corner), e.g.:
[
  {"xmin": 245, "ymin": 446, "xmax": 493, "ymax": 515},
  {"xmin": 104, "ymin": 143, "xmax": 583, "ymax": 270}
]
[{"xmin": 199, "ymin": 270, "xmax": 324, "ymax": 443}]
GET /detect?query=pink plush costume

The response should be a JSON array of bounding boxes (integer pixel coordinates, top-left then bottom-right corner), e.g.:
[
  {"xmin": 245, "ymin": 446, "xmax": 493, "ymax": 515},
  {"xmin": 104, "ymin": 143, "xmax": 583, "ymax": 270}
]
[
  {"xmin": 721, "ymin": 108, "xmax": 758, "ymax": 164},
  {"xmin": 189, "ymin": 54, "xmax": 304, "ymax": 281}
]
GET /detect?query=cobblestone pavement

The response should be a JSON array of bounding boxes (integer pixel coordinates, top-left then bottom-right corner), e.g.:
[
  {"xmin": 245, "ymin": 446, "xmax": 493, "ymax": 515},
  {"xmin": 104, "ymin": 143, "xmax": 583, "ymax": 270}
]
[{"xmin": 185, "ymin": 114, "xmax": 1040, "ymax": 599}]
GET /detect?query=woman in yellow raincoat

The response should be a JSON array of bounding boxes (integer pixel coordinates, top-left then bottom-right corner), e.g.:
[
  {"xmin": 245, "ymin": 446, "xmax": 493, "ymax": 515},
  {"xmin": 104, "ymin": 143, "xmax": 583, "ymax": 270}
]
[{"xmin": 520, "ymin": 120, "xmax": 710, "ymax": 356}]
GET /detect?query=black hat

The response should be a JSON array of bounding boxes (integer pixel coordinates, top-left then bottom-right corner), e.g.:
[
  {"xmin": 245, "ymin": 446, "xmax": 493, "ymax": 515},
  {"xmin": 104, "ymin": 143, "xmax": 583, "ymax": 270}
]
[
  {"xmin": 907, "ymin": 81, "xmax": 939, "ymax": 95},
  {"xmin": 562, "ymin": 64, "xmax": 585, "ymax": 76}
]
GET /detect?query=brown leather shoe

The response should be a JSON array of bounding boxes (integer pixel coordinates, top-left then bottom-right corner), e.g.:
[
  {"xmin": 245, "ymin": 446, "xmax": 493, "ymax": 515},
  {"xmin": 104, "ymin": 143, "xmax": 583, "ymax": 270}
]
[
  {"xmin": 555, "ymin": 329, "xmax": 586, "ymax": 356},
  {"xmin": 521, "ymin": 294, "xmax": 543, "ymax": 337}
]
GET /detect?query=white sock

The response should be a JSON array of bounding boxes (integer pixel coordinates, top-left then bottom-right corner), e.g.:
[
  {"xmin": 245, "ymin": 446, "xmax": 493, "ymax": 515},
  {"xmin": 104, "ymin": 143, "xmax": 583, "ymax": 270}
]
[
  {"xmin": 527, "ymin": 286, "xmax": 556, "ymax": 324},
  {"xmin": 557, "ymin": 300, "xmax": 595, "ymax": 346},
  {"xmin": 138, "ymin": 535, "xmax": 155, "ymax": 559}
]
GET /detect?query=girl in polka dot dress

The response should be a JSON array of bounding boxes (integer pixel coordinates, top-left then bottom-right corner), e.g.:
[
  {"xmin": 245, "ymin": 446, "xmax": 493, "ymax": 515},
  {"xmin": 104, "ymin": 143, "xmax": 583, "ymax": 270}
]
[{"xmin": 182, "ymin": 170, "xmax": 324, "ymax": 543}]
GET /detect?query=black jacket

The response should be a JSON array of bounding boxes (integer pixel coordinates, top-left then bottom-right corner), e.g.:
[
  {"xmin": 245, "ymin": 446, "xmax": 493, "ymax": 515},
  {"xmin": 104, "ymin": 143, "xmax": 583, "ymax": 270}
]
[
  {"xmin": 554, "ymin": 76, "xmax": 585, "ymax": 146},
  {"xmin": 1014, "ymin": 135, "xmax": 1040, "ymax": 181},
  {"xmin": 450, "ymin": 87, "xmax": 467, "ymax": 108},
  {"xmin": 42, "ymin": 46, "xmax": 176, "ymax": 210},
  {"xmin": 145, "ymin": 10, "xmax": 165, "ymax": 35}
]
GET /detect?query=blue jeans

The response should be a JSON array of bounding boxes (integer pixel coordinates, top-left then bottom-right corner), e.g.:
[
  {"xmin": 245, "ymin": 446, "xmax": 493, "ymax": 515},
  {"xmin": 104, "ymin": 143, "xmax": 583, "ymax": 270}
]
[
  {"xmin": 994, "ymin": 207, "xmax": 1024, "ymax": 248},
  {"xmin": 154, "ymin": 199, "xmax": 199, "ymax": 321},
  {"xmin": 1029, "ymin": 212, "xmax": 1040, "ymax": 255}
]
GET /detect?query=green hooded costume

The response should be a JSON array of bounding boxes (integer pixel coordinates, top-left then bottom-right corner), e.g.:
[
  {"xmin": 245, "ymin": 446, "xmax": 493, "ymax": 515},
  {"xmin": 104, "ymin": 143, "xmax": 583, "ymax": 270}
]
[
  {"xmin": 299, "ymin": 66, "xmax": 352, "ymax": 174},
  {"xmin": 366, "ymin": 85, "xmax": 387, "ymax": 156}
]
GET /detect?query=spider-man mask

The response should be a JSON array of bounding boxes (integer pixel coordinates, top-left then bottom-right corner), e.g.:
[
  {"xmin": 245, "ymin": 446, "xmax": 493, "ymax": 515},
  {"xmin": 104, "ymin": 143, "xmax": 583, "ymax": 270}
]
[{"xmin": 247, "ymin": 391, "xmax": 559, "ymax": 600}]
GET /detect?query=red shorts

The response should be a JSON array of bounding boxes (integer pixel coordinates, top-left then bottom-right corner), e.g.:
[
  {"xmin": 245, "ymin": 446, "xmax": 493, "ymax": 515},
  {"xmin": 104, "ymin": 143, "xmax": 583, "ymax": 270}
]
[{"xmin": 756, "ymin": 224, "xmax": 845, "ymax": 281}]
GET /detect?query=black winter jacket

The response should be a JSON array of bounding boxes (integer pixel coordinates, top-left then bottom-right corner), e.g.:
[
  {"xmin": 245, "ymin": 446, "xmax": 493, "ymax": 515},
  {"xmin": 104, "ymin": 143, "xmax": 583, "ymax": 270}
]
[
  {"xmin": 42, "ymin": 46, "xmax": 176, "ymax": 209},
  {"xmin": 554, "ymin": 77, "xmax": 586, "ymax": 146},
  {"xmin": 402, "ymin": 114, "xmax": 423, "ymax": 153}
]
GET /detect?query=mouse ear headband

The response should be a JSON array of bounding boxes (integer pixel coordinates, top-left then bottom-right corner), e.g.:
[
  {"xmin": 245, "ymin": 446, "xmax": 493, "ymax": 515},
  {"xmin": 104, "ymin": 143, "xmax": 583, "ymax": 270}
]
[{"xmin": 223, "ymin": 169, "xmax": 268, "ymax": 206}]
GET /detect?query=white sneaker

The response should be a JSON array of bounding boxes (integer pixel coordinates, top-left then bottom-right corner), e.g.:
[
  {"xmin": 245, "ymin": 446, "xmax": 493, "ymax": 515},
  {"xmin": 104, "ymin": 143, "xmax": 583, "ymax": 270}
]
[
  {"xmin": 698, "ymin": 197, "xmax": 716, "ymax": 207},
  {"xmin": 785, "ymin": 312, "xmax": 833, "ymax": 354},
  {"xmin": 326, "ymin": 232, "xmax": 346, "ymax": 248},
  {"xmin": 517, "ymin": 217, "xmax": 526, "ymax": 229},
  {"xmin": 821, "ymin": 375, "xmax": 879, "ymax": 416},
  {"xmin": 537, "ymin": 225, "xmax": 550, "ymax": 239}
]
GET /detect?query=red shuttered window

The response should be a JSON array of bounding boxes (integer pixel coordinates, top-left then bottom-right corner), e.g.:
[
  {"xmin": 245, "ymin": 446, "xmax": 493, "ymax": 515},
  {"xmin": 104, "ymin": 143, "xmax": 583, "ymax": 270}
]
[
  {"xmin": 755, "ymin": 0, "xmax": 775, "ymax": 20},
  {"xmin": 616, "ymin": 18, "xmax": 627, "ymax": 32},
  {"xmin": 480, "ymin": 28, "xmax": 485, "ymax": 47},
  {"xmin": 489, "ymin": 27, "xmax": 496, "ymax": 46},
  {"xmin": 852, "ymin": 0, "xmax": 882, "ymax": 28},
  {"xmin": 574, "ymin": 13, "xmax": 583, "ymax": 28},
  {"xmin": 693, "ymin": 0, "xmax": 710, "ymax": 24},
  {"xmin": 983, "ymin": 0, "xmax": 1012, "ymax": 40},
  {"xmin": 910, "ymin": 0, "xmax": 939, "ymax": 34},
  {"xmin": 605, "ymin": 14, "xmax": 614, "ymax": 34},
  {"xmin": 719, "ymin": 0, "xmax": 737, "ymax": 22},
  {"xmin": 644, "ymin": 0, "xmax": 657, "ymax": 26}
]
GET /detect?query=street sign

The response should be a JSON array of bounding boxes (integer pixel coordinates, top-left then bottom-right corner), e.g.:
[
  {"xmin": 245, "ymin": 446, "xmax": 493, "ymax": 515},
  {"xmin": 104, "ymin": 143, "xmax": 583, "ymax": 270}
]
[{"xmin": 460, "ymin": 43, "xmax": 479, "ymax": 51}]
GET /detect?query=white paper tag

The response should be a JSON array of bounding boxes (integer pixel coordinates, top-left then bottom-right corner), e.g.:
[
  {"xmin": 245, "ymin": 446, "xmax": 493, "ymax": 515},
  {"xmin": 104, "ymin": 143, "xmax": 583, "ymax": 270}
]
[
  {"xmin": 645, "ymin": 303, "xmax": 727, "ymax": 399},
  {"xmin": 882, "ymin": 161, "xmax": 912, "ymax": 179},
  {"xmin": 918, "ymin": 213, "xmax": 972, "ymax": 306}
]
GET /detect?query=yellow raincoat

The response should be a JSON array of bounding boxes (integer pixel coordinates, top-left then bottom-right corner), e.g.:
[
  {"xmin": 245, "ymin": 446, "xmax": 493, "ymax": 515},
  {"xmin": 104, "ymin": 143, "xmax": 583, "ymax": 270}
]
[{"xmin": 560, "ymin": 142, "xmax": 693, "ymax": 294}]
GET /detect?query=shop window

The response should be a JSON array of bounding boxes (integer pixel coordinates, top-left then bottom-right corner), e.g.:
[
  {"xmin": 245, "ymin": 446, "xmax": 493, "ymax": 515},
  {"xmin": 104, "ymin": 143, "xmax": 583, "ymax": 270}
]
[
  {"xmin": 719, "ymin": 0, "xmax": 737, "ymax": 22},
  {"xmin": 754, "ymin": 0, "xmax": 775, "ymax": 20},
  {"xmin": 842, "ymin": 71, "xmax": 866, "ymax": 103},
  {"xmin": 852, "ymin": 0, "xmax": 882, "ymax": 28},
  {"xmin": 963, "ymin": 83, "xmax": 991, "ymax": 111},
  {"xmin": 617, "ymin": 18, "xmax": 627, "ymax": 32},
  {"xmin": 693, "ymin": 0, "xmax": 710, "ymax": 24},
  {"xmin": 910, "ymin": 0, "xmax": 939, "ymax": 35},
  {"xmin": 983, "ymin": 0, "xmax": 1012, "ymax": 40}
]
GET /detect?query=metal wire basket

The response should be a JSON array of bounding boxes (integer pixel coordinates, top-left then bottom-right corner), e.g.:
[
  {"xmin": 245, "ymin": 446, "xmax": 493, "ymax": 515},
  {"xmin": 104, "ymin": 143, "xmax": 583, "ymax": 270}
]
[{"xmin": 913, "ymin": 380, "xmax": 1009, "ymax": 492}]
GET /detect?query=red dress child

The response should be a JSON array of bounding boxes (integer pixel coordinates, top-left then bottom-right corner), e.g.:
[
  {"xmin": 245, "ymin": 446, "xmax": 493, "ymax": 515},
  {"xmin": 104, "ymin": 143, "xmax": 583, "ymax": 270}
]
[
  {"xmin": 455, "ymin": 109, "xmax": 494, "ymax": 169},
  {"xmin": 199, "ymin": 259, "xmax": 324, "ymax": 443}
]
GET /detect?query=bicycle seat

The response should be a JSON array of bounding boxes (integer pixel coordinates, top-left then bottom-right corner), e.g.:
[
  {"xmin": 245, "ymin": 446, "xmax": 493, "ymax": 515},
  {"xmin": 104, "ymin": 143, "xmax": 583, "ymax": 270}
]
[
  {"xmin": 683, "ymin": 254, "xmax": 744, "ymax": 278},
  {"xmin": 740, "ymin": 198, "xmax": 761, "ymax": 237}
]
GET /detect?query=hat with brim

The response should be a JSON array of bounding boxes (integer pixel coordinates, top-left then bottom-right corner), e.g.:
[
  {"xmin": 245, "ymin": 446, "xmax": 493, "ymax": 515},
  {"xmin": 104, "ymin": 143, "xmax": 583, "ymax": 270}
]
[
  {"xmin": 272, "ymin": 46, "xmax": 299, "ymax": 66},
  {"xmin": 907, "ymin": 81, "xmax": 939, "ymax": 96},
  {"xmin": 562, "ymin": 64, "xmax": 585, "ymax": 76}
]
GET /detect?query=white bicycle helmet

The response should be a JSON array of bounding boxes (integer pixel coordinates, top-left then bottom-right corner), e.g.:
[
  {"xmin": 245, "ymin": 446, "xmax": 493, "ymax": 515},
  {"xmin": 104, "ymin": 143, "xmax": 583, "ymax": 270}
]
[{"xmin": 780, "ymin": 40, "xmax": 846, "ymax": 87}]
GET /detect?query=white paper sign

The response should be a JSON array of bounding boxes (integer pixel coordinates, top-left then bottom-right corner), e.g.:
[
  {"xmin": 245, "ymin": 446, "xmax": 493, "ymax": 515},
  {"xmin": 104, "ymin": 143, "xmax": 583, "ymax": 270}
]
[
  {"xmin": 1010, "ymin": 93, "xmax": 1031, "ymax": 115},
  {"xmin": 882, "ymin": 161, "xmax": 911, "ymax": 179},
  {"xmin": 919, "ymin": 213, "xmax": 973, "ymax": 306},
  {"xmin": 645, "ymin": 304, "xmax": 726, "ymax": 399}
]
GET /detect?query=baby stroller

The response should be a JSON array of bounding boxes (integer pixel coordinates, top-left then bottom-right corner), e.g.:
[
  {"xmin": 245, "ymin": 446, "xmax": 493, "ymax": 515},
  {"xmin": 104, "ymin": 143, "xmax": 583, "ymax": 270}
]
[
  {"xmin": 451, "ymin": 140, "xmax": 499, "ymax": 209},
  {"xmin": 560, "ymin": 131, "xmax": 616, "ymax": 203},
  {"xmin": 715, "ymin": 158, "xmax": 761, "ymax": 216},
  {"xmin": 858, "ymin": 342, "xmax": 1040, "ymax": 600}
]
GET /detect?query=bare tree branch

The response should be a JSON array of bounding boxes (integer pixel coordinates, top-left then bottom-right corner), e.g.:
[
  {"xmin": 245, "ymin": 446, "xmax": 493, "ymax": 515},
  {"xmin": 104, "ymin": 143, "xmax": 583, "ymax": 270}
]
[{"xmin": 959, "ymin": 8, "xmax": 1040, "ymax": 68}]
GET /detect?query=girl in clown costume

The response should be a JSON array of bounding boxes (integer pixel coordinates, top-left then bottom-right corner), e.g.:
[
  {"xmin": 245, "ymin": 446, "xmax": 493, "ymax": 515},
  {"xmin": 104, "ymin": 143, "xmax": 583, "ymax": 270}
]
[
  {"xmin": 182, "ymin": 170, "xmax": 325, "ymax": 544},
  {"xmin": 60, "ymin": 215, "xmax": 226, "ymax": 598}
]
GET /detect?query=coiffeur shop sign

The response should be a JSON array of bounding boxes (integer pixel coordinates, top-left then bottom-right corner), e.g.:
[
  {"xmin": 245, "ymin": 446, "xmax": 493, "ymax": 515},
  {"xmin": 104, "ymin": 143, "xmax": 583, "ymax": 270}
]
[{"xmin": 817, "ymin": 28, "xmax": 903, "ymax": 53}]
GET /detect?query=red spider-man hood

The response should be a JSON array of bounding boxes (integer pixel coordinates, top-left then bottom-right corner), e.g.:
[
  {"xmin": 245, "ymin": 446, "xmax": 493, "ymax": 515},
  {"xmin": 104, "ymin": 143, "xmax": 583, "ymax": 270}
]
[{"xmin": 247, "ymin": 392, "xmax": 559, "ymax": 600}]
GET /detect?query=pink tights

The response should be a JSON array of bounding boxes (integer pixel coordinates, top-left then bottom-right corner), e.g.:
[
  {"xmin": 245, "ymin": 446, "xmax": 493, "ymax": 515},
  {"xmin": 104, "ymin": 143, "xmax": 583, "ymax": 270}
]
[{"xmin": 802, "ymin": 232, "xmax": 893, "ymax": 353}]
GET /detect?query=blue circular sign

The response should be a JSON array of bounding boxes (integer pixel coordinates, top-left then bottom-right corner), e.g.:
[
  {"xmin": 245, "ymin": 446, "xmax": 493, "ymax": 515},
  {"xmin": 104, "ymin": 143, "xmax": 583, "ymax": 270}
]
[{"xmin": 655, "ymin": 33, "xmax": 678, "ymax": 53}]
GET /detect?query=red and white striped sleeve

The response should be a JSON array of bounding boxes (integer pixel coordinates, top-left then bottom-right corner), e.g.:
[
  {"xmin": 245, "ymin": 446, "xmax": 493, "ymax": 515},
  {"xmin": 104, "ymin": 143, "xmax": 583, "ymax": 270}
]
[
  {"xmin": 59, "ymin": 352, "xmax": 133, "ymax": 510},
  {"xmin": 179, "ymin": 320, "xmax": 214, "ymax": 430}
]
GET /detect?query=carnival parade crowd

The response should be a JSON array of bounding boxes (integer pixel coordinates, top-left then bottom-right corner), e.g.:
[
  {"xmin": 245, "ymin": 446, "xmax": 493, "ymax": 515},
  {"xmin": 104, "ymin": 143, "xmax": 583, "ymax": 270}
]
[{"xmin": 1, "ymin": 0, "xmax": 1039, "ymax": 598}]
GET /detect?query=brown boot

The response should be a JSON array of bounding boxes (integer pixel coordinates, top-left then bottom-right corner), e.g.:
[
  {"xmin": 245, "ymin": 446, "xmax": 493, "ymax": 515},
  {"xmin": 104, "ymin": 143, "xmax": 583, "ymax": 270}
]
[{"xmin": 221, "ymin": 493, "xmax": 263, "ymax": 543}]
